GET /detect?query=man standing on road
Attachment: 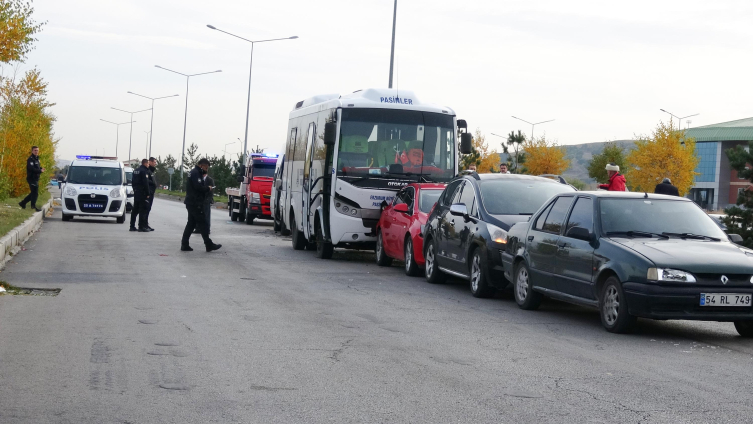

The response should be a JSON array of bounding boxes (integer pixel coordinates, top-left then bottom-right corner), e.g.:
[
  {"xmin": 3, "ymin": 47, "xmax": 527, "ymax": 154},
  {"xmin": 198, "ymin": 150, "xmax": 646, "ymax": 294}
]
[
  {"xmin": 599, "ymin": 163, "xmax": 627, "ymax": 191},
  {"xmin": 181, "ymin": 158, "xmax": 221, "ymax": 252},
  {"xmin": 19, "ymin": 146, "xmax": 45, "ymax": 211},
  {"xmin": 194, "ymin": 175, "xmax": 214, "ymax": 234},
  {"xmin": 142, "ymin": 157, "xmax": 158, "ymax": 231},
  {"xmin": 654, "ymin": 177, "xmax": 680, "ymax": 196},
  {"xmin": 499, "ymin": 163, "xmax": 510, "ymax": 174},
  {"xmin": 130, "ymin": 159, "xmax": 152, "ymax": 232}
]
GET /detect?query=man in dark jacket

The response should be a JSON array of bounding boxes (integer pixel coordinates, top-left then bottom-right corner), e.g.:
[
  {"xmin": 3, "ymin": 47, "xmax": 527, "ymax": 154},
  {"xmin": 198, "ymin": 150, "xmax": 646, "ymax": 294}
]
[
  {"xmin": 193, "ymin": 175, "xmax": 214, "ymax": 234},
  {"xmin": 142, "ymin": 157, "xmax": 158, "ymax": 231},
  {"xmin": 130, "ymin": 159, "xmax": 152, "ymax": 232},
  {"xmin": 19, "ymin": 146, "xmax": 45, "ymax": 211},
  {"xmin": 181, "ymin": 159, "xmax": 222, "ymax": 252},
  {"xmin": 654, "ymin": 178, "xmax": 680, "ymax": 196}
]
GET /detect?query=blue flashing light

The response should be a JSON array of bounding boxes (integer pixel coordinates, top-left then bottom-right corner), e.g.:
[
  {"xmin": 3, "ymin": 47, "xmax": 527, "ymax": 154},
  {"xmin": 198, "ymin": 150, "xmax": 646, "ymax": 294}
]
[
  {"xmin": 76, "ymin": 155, "xmax": 92, "ymax": 160},
  {"xmin": 264, "ymin": 153, "xmax": 279, "ymax": 158}
]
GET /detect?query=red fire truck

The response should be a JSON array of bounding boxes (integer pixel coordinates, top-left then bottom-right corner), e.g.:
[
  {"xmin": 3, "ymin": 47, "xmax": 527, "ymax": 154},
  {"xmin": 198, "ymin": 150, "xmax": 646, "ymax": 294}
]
[{"xmin": 226, "ymin": 153, "xmax": 278, "ymax": 224}]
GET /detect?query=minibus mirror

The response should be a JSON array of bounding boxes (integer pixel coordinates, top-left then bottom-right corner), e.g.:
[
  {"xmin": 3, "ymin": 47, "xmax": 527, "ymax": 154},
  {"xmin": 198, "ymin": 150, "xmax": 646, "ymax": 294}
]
[
  {"xmin": 460, "ymin": 133, "xmax": 473, "ymax": 155},
  {"xmin": 324, "ymin": 122, "xmax": 337, "ymax": 146}
]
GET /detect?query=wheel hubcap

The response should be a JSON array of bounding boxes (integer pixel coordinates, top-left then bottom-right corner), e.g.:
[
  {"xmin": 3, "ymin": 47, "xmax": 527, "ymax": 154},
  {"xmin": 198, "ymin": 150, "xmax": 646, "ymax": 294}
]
[
  {"xmin": 516, "ymin": 267, "xmax": 529, "ymax": 301},
  {"xmin": 471, "ymin": 254, "xmax": 480, "ymax": 292},
  {"xmin": 604, "ymin": 286, "xmax": 620, "ymax": 325},
  {"xmin": 426, "ymin": 246, "xmax": 434, "ymax": 275},
  {"xmin": 405, "ymin": 240, "xmax": 412, "ymax": 271}
]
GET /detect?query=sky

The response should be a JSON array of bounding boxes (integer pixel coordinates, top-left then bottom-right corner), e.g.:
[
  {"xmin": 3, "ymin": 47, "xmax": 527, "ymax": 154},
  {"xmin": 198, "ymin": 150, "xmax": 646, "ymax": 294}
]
[{"xmin": 20, "ymin": 0, "xmax": 753, "ymax": 163}]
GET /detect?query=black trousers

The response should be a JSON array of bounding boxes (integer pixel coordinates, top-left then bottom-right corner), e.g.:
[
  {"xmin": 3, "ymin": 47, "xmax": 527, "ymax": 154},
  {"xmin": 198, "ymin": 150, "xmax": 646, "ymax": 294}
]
[
  {"xmin": 193, "ymin": 203, "xmax": 211, "ymax": 234},
  {"xmin": 143, "ymin": 193, "xmax": 154, "ymax": 227},
  {"xmin": 182, "ymin": 204, "xmax": 213, "ymax": 247},
  {"xmin": 130, "ymin": 194, "xmax": 148, "ymax": 229},
  {"xmin": 20, "ymin": 181, "xmax": 39, "ymax": 208}
]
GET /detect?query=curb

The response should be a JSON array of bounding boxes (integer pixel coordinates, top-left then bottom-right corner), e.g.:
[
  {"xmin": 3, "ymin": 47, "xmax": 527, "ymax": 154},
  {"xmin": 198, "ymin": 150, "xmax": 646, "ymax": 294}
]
[{"xmin": 0, "ymin": 199, "xmax": 53, "ymax": 271}]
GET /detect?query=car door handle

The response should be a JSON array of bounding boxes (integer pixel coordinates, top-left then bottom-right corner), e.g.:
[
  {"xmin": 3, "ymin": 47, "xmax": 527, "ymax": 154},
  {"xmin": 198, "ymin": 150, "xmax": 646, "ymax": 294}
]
[{"xmin": 527, "ymin": 236, "xmax": 534, "ymax": 241}]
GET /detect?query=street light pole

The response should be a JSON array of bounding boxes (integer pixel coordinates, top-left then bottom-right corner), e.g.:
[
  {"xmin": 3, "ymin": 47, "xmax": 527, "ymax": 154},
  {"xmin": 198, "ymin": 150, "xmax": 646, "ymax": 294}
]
[
  {"xmin": 127, "ymin": 92, "xmax": 179, "ymax": 157},
  {"xmin": 511, "ymin": 116, "xmax": 555, "ymax": 142},
  {"xmin": 206, "ymin": 24, "xmax": 297, "ymax": 169},
  {"xmin": 388, "ymin": 0, "xmax": 397, "ymax": 88},
  {"xmin": 660, "ymin": 109, "xmax": 699, "ymax": 131},
  {"xmin": 224, "ymin": 141, "xmax": 237, "ymax": 157},
  {"xmin": 144, "ymin": 131, "xmax": 151, "ymax": 158},
  {"xmin": 111, "ymin": 107, "xmax": 152, "ymax": 165},
  {"xmin": 155, "ymin": 65, "xmax": 222, "ymax": 186},
  {"xmin": 100, "ymin": 119, "xmax": 133, "ymax": 159}
]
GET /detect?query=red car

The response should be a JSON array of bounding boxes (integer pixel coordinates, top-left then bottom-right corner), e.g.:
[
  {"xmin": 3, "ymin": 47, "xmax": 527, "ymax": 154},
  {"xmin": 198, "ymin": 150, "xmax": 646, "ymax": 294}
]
[{"xmin": 375, "ymin": 183, "xmax": 446, "ymax": 276}]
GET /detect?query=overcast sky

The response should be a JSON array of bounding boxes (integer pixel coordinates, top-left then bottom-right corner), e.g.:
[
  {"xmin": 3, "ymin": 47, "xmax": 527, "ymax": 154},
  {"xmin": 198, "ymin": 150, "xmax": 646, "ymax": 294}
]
[{"xmin": 22, "ymin": 0, "xmax": 753, "ymax": 163}]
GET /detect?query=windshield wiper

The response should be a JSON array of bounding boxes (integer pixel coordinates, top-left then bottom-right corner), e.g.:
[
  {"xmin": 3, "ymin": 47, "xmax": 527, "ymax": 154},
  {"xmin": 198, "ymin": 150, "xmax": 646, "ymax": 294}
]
[
  {"xmin": 662, "ymin": 232, "xmax": 721, "ymax": 241},
  {"xmin": 606, "ymin": 231, "xmax": 669, "ymax": 239}
]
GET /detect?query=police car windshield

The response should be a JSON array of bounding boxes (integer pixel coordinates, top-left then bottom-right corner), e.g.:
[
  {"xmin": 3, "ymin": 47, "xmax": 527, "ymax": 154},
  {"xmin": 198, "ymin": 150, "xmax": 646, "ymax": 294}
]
[
  {"xmin": 67, "ymin": 166, "xmax": 122, "ymax": 185},
  {"xmin": 337, "ymin": 109, "xmax": 456, "ymax": 183}
]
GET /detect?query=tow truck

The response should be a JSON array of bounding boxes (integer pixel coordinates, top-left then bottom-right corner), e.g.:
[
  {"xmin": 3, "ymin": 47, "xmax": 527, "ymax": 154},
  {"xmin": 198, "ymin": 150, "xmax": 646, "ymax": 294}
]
[{"xmin": 226, "ymin": 153, "xmax": 278, "ymax": 224}]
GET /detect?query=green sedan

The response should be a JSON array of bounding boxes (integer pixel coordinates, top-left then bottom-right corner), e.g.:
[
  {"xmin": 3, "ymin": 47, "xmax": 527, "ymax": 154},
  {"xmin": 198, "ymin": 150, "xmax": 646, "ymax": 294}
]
[{"xmin": 502, "ymin": 191, "xmax": 753, "ymax": 335}]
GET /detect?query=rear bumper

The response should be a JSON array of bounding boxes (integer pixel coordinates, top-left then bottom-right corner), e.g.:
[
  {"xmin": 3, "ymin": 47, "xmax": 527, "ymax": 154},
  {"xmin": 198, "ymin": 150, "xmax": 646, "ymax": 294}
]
[{"xmin": 623, "ymin": 282, "xmax": 753, "ymax": 321}]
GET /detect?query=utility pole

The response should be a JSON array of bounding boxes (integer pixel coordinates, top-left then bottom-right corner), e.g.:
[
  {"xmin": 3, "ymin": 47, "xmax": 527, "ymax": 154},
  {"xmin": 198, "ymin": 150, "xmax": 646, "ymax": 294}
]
[{"xmin": 388, "ymin": 0, "xmax": 397, "ymax": 88}]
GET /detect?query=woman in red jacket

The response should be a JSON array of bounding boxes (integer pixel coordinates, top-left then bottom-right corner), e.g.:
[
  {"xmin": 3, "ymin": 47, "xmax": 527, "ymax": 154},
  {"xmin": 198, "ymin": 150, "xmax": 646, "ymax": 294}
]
[{"xmin": 599, "ymin": 163, "xmax": 627, "ymax": 191}]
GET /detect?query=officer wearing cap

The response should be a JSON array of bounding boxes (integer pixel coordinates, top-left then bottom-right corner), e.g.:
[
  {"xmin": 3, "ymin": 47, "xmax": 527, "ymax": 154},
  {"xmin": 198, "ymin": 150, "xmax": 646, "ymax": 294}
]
[{"xmin": 130, "ymin": 158, "xmax": 152, "ymax": 232}]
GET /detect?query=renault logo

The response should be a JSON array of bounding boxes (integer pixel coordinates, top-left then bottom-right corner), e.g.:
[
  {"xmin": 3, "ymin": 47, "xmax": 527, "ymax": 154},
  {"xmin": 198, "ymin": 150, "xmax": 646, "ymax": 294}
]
[{"xmin": 721, "ymin": 275, "xmax": 729, "ymax": 285}]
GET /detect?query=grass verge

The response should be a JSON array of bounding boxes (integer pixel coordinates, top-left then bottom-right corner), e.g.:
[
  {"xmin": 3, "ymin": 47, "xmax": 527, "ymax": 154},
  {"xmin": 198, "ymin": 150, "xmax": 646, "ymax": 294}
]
[
  {"xmin": 0, "ymin": 281, "xmax": 61, "ymax": 296},
  {"xmin": 0, "ymin": 189, "xmax": 51, "ymax": 239}
]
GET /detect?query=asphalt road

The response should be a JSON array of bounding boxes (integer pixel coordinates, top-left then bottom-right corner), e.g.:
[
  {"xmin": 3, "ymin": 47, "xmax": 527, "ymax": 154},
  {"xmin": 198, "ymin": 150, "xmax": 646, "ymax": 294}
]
[{"xmin": 1, "ymin": 195, "xmax": 752, "ymax": 424}]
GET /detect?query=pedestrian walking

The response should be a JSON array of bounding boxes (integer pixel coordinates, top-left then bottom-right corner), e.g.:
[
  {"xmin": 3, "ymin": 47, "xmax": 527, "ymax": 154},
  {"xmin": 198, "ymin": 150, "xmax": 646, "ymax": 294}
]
[
  {"xmin": 142, "ymin": 157, "xmax": 158, "ymax": 231},
  {"xmin": 19, "ymin": 146, "xmax": 45, "ymax": 211},
  {"xmin": 654, "ymin": 178, "xmax": 680, "ymax": 196},
  {"xmin": 194, "ymin": 175, "xmax": 214, "ymax": 234},
  {"xmin": 599, "ymin": 163, "xmax": 627, "ymax": 191},
  {"xmin": 499, "ymin": 163, "xmax": 510, "ymax": 174},
  {"xmin": 181, "ymin": 159, "xmax": 222, "ymax": 252},
  {"xmin": 129, "ymin": 159, "xmax": 152, "ymax": 232}
]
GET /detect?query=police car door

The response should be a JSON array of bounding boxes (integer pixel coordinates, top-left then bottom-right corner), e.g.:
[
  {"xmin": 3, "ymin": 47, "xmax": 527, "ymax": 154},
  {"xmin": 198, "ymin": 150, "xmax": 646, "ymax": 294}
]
[{"xmin": 302, "ymin": 122, "xmax": 317, "ymax": 239}]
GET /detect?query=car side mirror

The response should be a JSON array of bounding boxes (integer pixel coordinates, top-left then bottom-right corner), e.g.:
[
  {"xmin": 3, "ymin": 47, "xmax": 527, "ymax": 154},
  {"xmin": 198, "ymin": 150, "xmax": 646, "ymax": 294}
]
[
  {"xmin": 728, "ymin": 233, "xmax": 744, "ymax": 245},
  {"xmin": 393, "ymin": 203, "xmax": 409, "ymax": 214},
  {"xmin": 324, "ymin": 122, "xmax": 337, "ymax": 146},
  {"xmin": 460, "ymin": 133, "xmax": 472, "ymax": 155},
  {"xmin": 449, "ymin": 203, "xmax": 468, "ymax": 217},
  {"xmin": 566, "ymin": 226, "xmax": 592, "ymax": 242}
]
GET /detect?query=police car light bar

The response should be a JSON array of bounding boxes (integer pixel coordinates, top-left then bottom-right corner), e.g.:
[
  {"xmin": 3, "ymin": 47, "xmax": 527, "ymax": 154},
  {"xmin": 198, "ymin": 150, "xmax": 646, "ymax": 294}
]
[{"xmin": 76, "ymin": 155, "xmax": 118, "ymax": 160}]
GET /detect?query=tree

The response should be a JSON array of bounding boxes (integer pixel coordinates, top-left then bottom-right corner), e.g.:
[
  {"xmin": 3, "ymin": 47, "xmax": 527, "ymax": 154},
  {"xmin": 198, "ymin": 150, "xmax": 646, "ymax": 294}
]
[
  {"xmin": 722, "ymin": 143, "xmax": 753, "ymax": 247},
  {"xmin": 588, "ymin": 143, "xmax": 627, "ymax": 184},
  {"xmin": 502, "ymin": 130, "xmax": 526, "ymax": 173},
  {"xmin": 182, "ymin": 142, "xmax": 200, "ymax": 173},
  {"xmin": 521, "ymin": 135, "xmax": 570, "ymax": 176},
  {"xmin": 208, "ymin": 155, "xmax": 235, "ymax": 197},
  {"xmin": 625, "ymin": 120, "xmax": 698, "ymax": 195},
  {"xmin": 154, "ymin": 154, "xmax": 177, "ymax": 190},
  {"xmin": 0, "ymin": 0, "xmax": 44, "ymax": 64},
  {"xmin": 568, "ymin": 178, "xmax": 587, "ymax": 191},
  {"xmin": 460, "ymin": 129, "xmax": 498, "ymax": 173}
]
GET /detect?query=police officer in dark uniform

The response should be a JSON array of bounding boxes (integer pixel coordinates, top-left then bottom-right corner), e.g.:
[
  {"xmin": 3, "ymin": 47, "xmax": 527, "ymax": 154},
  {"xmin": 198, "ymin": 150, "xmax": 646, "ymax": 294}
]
[
  {"xmin": 142, "ymin": 157, "xmax": 158, "ymax": 231},
  {"xmin": 193, "ymin": 175, "xmax": 214, "ymax": 234},
  {"xmin": 130, "ymin": 159, "xmax": 152, "ymax": 232},
  {"xmin": 182, "ymin": 158, "xmax": 221, "ymax": 252},
  {"xmin": 19, "ymin": 145, "xmax": 45, "ymax": 211}
]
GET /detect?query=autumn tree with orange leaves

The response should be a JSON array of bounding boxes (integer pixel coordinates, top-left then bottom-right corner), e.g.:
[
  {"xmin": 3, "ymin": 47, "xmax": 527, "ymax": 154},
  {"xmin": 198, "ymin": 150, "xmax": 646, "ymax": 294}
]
[
  {"xmin": 521, "ymin": 135, "xmax": 570, "ymax": 176},
  {"xmin": 0, "ymin": 0, "xmax": 51, "ymax": 199},
  {"xmin": 625, "ymin": 120, "xmax": 698, "ymax": 196},
  {"xmin": 460, "ymin": 129, "xmax": 499, "ymax": 173}
]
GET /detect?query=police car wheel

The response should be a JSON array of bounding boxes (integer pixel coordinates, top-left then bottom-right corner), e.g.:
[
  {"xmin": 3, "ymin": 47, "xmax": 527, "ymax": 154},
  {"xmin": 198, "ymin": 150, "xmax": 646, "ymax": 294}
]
[
  {"xmin": 62, "ymin": 213, "xmax": 72, "ymax": 222},
  {"xmin": 116, "ymin": 213, "xmax": 126, "ymax": 224}
]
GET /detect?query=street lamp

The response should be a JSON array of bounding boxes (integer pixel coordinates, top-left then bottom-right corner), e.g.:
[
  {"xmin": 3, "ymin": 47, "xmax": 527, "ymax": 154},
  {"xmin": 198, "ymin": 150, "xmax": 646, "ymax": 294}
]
[
  {"xmin": 388, "ymin": 0, "xmax": 397, "ymax": 88},
  {"xmin": 224, "ymin": 141, "xmax": 237, "ymax": 157},
  {"xmin": 155, "ymin": 65, "xmax": 222, "ymax": 185},
  {"xmin": 660, "ymin": 109, "xmax": 699, "ymax": 130},
  {"xmin": 127, "ymin": 91, "xmax": 179, "ymax": 157},
  {"xmin": 111, "ymin": 107, "xmax": 152, "ymax": 165},
  {"xmin": 511, "ymin": 116, "xmax": 555, "ymax": 142},
  {"xmin": 100, "ymin": 119, "xmax": 134, "ymax": 159},
  {"xmin": 206, "ymin": 24, "xmax": 297, "ymax": 167},
  {"xmin": 143, "ymin": 131, "xmax": 151, "ymax": 158}
]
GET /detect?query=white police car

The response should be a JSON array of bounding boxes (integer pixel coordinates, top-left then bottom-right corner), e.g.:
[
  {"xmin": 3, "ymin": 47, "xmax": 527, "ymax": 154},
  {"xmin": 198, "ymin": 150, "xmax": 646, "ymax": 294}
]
[
  {"xmin": 60, "ymin": 156, "xmax": 127, "ymax": 223},
  {"xmin": 124, "ymin": 166, "xmax": 134, "ymax": 212}
]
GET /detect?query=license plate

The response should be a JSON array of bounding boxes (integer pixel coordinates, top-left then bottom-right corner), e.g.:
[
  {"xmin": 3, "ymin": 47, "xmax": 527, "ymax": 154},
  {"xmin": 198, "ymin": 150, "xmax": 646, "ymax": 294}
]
[
  {"xmin": 700, "ymin": 293, "xmax": 752, "ymax": 307},
  {"xmin": 83, "ymin": 203, "xmax": 104, "ymax": 209}
]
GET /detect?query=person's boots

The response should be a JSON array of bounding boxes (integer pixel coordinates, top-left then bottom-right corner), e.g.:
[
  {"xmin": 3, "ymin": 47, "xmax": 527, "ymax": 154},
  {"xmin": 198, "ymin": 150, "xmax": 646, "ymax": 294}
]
[
  {"xmin": 32, "ymin": 206, "xmax": 41, "ymax": 212},
  {"xmin": 181, "ymin": 245, "xmax": 193, "ymax": 252},
  {"xmin": 18, "ymin": 202, "xmax": 26, "ymax": 209},
  {"xmin": 206, "ymin": 244, "xmax": 222, "ymax": 252}
]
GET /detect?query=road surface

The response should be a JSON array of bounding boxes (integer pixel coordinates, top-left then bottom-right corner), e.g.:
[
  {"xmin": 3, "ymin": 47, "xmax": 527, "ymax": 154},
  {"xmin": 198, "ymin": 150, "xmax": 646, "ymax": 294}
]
[{"xmin": 1, "ymin": 196, "xmax": 752, "ymax": 423}]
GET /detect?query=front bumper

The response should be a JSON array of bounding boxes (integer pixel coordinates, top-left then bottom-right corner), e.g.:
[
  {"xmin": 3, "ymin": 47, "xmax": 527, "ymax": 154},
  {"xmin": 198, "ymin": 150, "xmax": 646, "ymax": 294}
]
[
  {"xmin": 62, "ymin": 196, "xmax": 125, "ymax": 217},
  {"xmin": 623, "ymin": 282, "xmax": 753, "ymax": 321},
  {"xmin": 248, "ymin": 201, "xmax": 271, "ymax": 218}
]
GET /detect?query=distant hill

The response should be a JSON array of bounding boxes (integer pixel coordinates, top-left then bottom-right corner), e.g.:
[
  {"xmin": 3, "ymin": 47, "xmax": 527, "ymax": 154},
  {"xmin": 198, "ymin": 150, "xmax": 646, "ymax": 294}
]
[{"xmin": 495, "ymin": 140, "xmax": 636, "ymax": 185}]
